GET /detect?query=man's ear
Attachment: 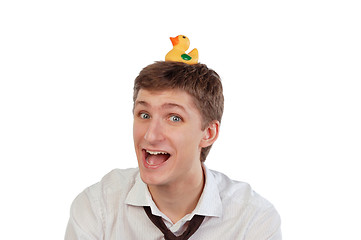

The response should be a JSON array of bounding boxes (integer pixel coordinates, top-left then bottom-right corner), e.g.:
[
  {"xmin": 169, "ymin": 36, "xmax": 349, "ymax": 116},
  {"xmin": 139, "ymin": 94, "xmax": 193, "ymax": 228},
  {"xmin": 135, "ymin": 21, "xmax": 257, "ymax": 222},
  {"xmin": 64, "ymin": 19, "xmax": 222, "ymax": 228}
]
[{"xmin": 200, "ymin": 120, "xmax": 220, "ymax": 148}]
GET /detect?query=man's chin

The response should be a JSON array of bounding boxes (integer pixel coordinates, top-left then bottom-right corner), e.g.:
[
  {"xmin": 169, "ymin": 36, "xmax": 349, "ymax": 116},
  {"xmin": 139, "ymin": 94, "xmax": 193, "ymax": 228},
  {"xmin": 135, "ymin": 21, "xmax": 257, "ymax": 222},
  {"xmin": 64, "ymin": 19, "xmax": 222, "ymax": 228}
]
[
  {"xmin": 138, "ymin": 164, "xmax": 171, "ymax": 185},
  {"xmin": 140, "ymin": 171, "xmax": 166, "ymax": 186}
]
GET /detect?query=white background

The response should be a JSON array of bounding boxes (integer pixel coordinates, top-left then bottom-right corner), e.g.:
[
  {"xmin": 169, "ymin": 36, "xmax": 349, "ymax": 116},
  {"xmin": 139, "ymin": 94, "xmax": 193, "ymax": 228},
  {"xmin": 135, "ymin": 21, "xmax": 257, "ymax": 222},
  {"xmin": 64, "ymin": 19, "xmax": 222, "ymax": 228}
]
[{"xmin": 1, "ymin": 0, "xmax": 360, "ymax": 239}]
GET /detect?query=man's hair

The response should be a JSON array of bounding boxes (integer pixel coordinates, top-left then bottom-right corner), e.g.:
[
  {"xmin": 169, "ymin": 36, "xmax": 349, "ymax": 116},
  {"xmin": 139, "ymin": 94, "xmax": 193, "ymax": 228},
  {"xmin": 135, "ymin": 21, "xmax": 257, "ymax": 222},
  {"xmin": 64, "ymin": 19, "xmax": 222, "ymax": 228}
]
[{"xmin": 133, "ymin": 61, "xmax": 224, "ymax": 162}]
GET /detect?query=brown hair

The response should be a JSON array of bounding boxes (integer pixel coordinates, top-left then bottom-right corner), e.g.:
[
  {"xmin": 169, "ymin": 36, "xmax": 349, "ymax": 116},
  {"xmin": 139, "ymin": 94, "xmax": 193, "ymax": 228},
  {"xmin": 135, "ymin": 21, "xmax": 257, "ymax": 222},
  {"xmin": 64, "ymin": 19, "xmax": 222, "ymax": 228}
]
[{"xmin": 133, "ymin": 61, "xmax": 224, "ymax": 162}]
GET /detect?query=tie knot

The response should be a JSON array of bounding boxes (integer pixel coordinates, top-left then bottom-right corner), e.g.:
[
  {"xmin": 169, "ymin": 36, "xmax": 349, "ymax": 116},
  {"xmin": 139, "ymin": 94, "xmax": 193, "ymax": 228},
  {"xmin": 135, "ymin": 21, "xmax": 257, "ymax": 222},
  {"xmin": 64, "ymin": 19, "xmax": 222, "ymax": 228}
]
[{"xmin": 143, "ymin": 206, "xmax": 205, "ymax": 240}]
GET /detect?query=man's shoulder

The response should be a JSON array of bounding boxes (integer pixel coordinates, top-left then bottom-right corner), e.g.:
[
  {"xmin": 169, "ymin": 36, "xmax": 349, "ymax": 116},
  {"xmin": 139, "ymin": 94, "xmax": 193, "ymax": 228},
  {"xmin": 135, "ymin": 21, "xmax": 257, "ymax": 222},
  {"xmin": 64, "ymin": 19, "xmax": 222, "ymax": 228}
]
[
  {"xmin": 209, "ymin": 169, "xmax": 276, "ymax": 212},
  {"xmin": 82, "ymin": 168, "xmax": 140, "ymax": 201},
  {"xmin": 208, "ymin": 169, "xmax": 281, "ymax": 237},
  {"xmin": 67, "ymin": 168, "xmax": 141, "ymax": 238},
  {"xmin": 100, "ymin": 168, "xmax": 140, "ymax": 188}
]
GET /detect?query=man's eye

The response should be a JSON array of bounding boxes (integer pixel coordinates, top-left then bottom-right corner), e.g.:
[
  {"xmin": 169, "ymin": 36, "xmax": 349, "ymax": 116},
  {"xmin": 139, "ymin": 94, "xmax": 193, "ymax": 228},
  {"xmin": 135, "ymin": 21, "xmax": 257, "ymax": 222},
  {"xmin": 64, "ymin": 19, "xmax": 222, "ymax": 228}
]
[
  {"xmin": 140, "ymin": 113, "xmax": 150, "ymax": 119},
  {"xmin": 170, "ymin": 115, "xmax": 182, "ymax": 122}
]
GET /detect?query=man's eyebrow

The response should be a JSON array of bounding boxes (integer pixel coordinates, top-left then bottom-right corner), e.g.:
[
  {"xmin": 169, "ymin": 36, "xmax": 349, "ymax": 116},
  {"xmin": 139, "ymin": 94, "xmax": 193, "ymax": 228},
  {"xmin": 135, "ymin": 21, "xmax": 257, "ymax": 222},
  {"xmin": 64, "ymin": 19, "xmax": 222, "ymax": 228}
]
[
  {"xmin": 134, "ymin": 101, "xmax": 188, "ymax": 113},
  {"xmin": 135, "ymin": 101, "xmax": 186, "ymax": 110},
  {"xmin": 161, "ymin": 103, "xmax": 186, "ymax": 112},
  {"xmin": 134, "ymin": 100, "xmax": 149, "ymax": 107}
]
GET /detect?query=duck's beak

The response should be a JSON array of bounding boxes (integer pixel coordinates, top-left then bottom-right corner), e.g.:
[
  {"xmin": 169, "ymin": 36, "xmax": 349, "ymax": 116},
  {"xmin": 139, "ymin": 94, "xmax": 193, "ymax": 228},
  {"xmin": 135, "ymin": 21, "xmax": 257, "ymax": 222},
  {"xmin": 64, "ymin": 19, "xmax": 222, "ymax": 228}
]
[{"xmin": 170, "ymin": 36, "xmax": 179, "ymax": 46}]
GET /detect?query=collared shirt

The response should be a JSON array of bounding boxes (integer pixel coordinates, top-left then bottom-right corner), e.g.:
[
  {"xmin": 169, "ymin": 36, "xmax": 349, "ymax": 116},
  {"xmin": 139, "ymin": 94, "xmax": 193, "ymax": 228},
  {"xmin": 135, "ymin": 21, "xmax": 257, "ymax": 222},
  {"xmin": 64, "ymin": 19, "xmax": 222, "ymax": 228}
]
[{"xmin": 65, "ymin": 166, "xmax": 281, "ymax": 240}]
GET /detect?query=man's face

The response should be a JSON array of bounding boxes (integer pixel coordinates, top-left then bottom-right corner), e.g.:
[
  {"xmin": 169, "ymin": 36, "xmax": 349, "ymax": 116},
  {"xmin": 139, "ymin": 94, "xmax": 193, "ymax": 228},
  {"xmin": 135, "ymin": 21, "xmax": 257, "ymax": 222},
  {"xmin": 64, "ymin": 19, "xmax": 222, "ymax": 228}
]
[{"xmin": 133, "ymin": 89, "xmax": 208, "ymax": 187}]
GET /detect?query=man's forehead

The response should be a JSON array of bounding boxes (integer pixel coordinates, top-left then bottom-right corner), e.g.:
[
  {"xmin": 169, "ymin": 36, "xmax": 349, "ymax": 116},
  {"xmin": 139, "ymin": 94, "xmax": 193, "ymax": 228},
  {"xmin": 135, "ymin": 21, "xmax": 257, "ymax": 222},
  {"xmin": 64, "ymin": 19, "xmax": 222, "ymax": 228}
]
[
  {"xmin": 135, "ymin": 89, "xmax": 197, "ymax": 110},
  {"xmin": 136, "ymin": 89, "xmax": 189, "ymax": 101}
]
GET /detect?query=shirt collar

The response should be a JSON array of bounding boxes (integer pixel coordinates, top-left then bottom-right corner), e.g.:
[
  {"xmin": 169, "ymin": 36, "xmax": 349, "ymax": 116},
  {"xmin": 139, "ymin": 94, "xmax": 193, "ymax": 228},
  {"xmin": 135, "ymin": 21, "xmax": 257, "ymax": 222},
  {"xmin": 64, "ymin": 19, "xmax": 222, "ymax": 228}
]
[
  {"xmin": 193, "ymin": 164, "xmax": 223, "ymax": 218},
  {"xmin": 124, "ymin": 172, "xmax": 151, "ymax": 207},
  {"xmin": 124, "ymin": 165, "xmax": 223, "ymax": 218}
]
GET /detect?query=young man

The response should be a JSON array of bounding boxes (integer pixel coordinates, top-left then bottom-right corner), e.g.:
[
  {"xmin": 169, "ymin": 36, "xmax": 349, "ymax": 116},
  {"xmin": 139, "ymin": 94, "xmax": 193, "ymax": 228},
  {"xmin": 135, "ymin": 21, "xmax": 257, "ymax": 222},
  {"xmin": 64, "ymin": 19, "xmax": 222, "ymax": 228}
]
[{"xmin": 65, "ymin": 61, "xmax": 281, "ymax": 240}]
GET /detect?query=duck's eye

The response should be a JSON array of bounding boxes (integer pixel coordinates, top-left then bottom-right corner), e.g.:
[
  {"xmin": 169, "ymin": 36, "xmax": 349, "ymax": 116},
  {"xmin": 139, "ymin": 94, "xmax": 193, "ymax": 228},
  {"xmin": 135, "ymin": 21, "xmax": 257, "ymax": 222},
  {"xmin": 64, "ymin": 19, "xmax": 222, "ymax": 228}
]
[
  {"xmin": 182, "ymin": 36, "xmax": 186, "ymax": 39},
  {"xmin": 140, "ymin": 113, "xmax": 150, "ymax": 119},
  {"xmin": 169, "ymin": 115, "xmax": 182, "ymax": 122}
]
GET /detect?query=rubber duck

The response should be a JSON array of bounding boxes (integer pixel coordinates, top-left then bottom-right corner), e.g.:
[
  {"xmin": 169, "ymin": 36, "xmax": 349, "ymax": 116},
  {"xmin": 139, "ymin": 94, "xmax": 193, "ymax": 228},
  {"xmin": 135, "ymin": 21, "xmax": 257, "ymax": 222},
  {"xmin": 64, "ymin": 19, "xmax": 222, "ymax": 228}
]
[{"xmin": 165, "ymin": 35, "xmax": 199, "ymax": 65}]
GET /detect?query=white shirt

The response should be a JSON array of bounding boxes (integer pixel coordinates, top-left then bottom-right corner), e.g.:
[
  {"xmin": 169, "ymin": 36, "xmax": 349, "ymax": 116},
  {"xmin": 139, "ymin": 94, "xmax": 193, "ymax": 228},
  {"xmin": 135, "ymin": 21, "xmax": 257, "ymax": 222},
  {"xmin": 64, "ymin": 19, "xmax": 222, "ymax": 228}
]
[{"xmin": 65, "ymin": 166, "xmax": 281, "ymax": 240}]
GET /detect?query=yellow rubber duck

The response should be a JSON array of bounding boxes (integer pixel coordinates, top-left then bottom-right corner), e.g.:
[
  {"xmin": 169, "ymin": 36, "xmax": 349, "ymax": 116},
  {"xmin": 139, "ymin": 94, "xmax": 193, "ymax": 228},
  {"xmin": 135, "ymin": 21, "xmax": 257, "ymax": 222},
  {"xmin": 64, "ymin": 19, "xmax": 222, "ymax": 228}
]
[{"xmin": 165, "ymin": 35, "xmax": 199, "ymax": 65}]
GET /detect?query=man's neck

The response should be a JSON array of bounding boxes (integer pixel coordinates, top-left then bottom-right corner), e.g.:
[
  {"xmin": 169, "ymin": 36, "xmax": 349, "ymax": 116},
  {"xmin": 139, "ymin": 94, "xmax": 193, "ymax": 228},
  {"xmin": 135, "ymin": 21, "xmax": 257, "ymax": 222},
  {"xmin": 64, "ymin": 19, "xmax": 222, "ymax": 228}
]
[{"xmin": 148, "ymin": 165, "xmax": 205, "ymax": 224}]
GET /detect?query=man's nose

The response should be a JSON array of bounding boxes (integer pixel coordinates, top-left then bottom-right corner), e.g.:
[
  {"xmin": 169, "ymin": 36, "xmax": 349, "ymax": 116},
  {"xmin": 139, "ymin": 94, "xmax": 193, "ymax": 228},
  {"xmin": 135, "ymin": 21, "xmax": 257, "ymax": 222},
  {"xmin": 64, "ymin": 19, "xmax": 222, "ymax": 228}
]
[{"xmin": 144, "ymin": 118, "xmax": 165, "ymax": 143}]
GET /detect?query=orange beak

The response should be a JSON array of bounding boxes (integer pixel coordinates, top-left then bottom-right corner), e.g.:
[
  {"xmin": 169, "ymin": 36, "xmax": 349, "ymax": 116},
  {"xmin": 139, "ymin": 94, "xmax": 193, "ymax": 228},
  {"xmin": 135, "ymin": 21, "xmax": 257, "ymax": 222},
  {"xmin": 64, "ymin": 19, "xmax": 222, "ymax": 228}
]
[{"xmin": 170, "ymin": 36, "xmax": 179, "ymax": 46}]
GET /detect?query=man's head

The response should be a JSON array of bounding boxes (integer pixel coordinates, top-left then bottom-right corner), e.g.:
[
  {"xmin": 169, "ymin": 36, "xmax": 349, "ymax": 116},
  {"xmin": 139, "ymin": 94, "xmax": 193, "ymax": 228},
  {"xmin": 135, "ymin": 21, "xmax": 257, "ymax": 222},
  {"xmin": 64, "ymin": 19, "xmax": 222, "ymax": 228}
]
[{"xmin": 133, "ymin": 61, "xmax": 224, "ymax": 162}]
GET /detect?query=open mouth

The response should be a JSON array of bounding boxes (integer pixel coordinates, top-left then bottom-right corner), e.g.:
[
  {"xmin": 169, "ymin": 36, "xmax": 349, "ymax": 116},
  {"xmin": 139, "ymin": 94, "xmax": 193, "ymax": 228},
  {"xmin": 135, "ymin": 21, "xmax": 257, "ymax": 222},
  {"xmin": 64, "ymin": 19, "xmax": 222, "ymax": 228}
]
[{"xmin": 143, "ymin": 149, "xmax": 171, "ymax": 168}]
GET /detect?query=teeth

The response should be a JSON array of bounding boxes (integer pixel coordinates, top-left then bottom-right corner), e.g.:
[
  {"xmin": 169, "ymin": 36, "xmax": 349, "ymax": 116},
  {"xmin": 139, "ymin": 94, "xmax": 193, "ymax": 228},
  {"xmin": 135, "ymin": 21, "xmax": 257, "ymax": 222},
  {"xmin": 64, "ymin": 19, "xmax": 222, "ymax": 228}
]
[{"xmin": 146, "ymin": 150, "xmax": 169, "ymax": 155}]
